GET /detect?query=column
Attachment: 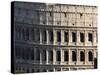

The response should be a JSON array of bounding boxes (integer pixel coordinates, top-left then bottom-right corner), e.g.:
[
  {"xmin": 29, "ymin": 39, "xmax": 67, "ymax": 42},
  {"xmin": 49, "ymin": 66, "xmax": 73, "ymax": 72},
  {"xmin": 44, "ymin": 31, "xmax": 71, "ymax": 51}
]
[
  {"xmin": 34, "ymin": 47, "xmax": 36, "ymax": 63},
  {"xmin": 76, "ymin": 49, "xmax": 80, "ymax": 65},
  {"xmin": 40, "ymin": 50, "xmax": 42, "ymax": 64},
  {"xmin": 85, "ymin": 49, "xmax": 88, "ymax": 64},
  {"xmin": 40, "ymin": 29, "xmax": 42, "ymax": 44},
  {"xmin": 68, "ymin": 48, "xmax": 71, "ymax": 65},
  {"xmin": 61, "ymin": 49, "xmax": 64, "ymax": 65},
  {"xmin": 85, "ymin": 31, "xmax": 88, "ymax": 46},
  {"xmin": 20, "ymin": 28, "xmax": 23, "ymax": 40},
  {"xmin": 93, "ymin": 49, "xmax": 97, "ymax": 59},
  {"xmin": 61, "ymin": 68, "xmax": 63, "ymax": 71},
  {"xmin": 29, "ymin": 28, "xmax": 31, "ymax": 41},
  {"xmin": 34, "ymin": 29, "xmax": 36, "ymax": 42},
  {"xmin": 93, "ymin": 31, "xmax": 96, "ymax": 46},
  {"xmin": 53, "ymin": 30, "xmax": 56, "ymax": 45},
  {"xmin": 53, "ymin": 48, "xmax": 56, "ymax": 64},
  {"xmin": 61, "ymin": 30, "xmax": 64, "ymax": 45},
  {"xmin": 68, "ymin": 30, "xmax": 71, "ymax": 45},
  {"xmin": 53, "ymin": 68, "xmax": 55, "ymax": 72},
  {"xmin": 46, "ymin": 69, "xmax": 48, "ymax": 72},
  {"xmin": 46, "ymin": 50, "xmax": 48, "ymax": 64},
  {"xmin": 46, "ymin": 30, "xmax": 49, "ymax": 44},
  {"xmin": 53, "ymin": 11, "xmax": 55, "ymax": 25},
  {"xmin": 77, "ymin": 31, "xmax": 80, "ymax": 45},
  {"xmin": 46, "ymin": 11, "xmax": 48, "ymax": 25}
]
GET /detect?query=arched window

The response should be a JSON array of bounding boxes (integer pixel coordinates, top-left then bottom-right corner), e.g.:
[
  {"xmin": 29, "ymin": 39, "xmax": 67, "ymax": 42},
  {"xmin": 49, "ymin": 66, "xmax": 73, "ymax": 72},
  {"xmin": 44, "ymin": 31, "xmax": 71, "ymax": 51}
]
[
  {"xmin": 26, "ymin": 69, "xmax": 29, "ymax": 73},
  {"xmin": 42, "ymin": 50, "xmax": 46, "ymax": 61},
  {"xmin": 42, "ymin": 30, "xmax": 47, "ymax": 41},
  {"xmin": 88, "ymin": 33, "xmax": 93, "ymax": 42},
  {"xmin": 49, "ymin": 30, "xmax": 53, "ymax": 42},
  {"xmin": 26, "ymin": 28, "xmax": 29, "ymax": 40},
  {"xmin": 36, "ymin": 29, "xmax": 40, "ymax": 41},
  {"xmin": 57, "ymin": 31, "xmax": 61, "ymax": 42},
  {"xmin": 31, "ymin": 29, "xmax": 35, "ymax": 40},
  {"xmin": 32, "ymin": 69, "xmax": 34, "ymax": 72},
  {"xmin": 56, "ymin": 51, "xmax": 61, "ymax": 61},
  {"xmin": 80, "ymin": 51, "xmax": 85, "ymax": 61},
  {"xmin": 72, "ymin": 32, "xmax": 76, "ymax": 42},
  {"xmin": 72, "ymin": 51, "xmax": 77, "ymax": 61},
  {"xmin": 31, "ymin": 49, "xmax": 34, "ymax": 60},
  {"xmin": 64, "ymin": 51, "xmax": 69, "ymax": 61},
  {"xmin": 48, "ymin": 51, "xmax": 53, "ymax": 61},
  {"xmin": 80, "ymin": 33, "xmax": 84, "ymax": 42},
  {"xmin": 64, "ymin": 32, "xmax": 69, "ymax": 42},
  {"xmin": 36, "ymin": 49, "xmax": 40, "ymax": 61},
  {"xmin": 22, "ymin": 28, "xmax": 25, "ymax": 40},
  {"xmin": 88, "ymin": 51, "xmax": 93, "ymax": 61}
]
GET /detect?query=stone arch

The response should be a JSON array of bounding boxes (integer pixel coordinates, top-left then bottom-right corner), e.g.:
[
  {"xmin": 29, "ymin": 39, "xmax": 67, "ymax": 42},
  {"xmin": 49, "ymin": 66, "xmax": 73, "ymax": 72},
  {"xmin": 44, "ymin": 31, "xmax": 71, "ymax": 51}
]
[
  {"xmin": 88, "ymin": 51, "xmax": 93, "ymax": 61},
  {"xmin": 72, "ymin": 51, "xmax": 77, "ymax": 61},
  {"xmin": 80, "ymin": 51, "xmax": 85, "ymax": 61}
]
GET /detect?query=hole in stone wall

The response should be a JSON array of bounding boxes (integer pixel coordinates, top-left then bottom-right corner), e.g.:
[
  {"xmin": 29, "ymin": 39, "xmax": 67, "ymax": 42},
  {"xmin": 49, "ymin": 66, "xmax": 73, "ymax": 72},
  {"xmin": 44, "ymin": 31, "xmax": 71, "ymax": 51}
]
[
  {"xmin": 89, "ymin": 24, "xmax": 91, "ymax": 26},
  {"xmin": 80, "ymin": 13, "xmax": 83, "ymax": 18}
]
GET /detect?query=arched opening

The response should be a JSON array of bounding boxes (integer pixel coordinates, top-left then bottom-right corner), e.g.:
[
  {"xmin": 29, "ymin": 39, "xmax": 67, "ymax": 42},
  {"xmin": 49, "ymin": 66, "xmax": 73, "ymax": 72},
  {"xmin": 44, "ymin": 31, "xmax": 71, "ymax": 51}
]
[
  {"xmin": 42, "ymin": 30, "xmax": 47, "ymax": 42},
  {"xmin": 56, "ymin": 51, "xmax": 61, "ymax": 61},
  {"xmin": 72, "ymin": 51, "xmax": 77, "ymax": 61},
  {"xmin": 80, "ymin": 51, "xmax": 85, "ymax": 61},
  {"xmin": 64, "ymin": 51, "xmax": 69, "ymax": 61},
  {"xmin": 88, "ymin": 51, "xmax": 93, "ymax": 61}
]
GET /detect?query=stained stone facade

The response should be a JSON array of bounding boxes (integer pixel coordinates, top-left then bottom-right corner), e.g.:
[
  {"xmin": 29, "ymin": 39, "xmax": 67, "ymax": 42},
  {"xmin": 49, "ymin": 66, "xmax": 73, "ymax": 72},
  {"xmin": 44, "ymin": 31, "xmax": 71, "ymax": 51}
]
[{"xmin": 13, "ymin": 1, "xmax": 97, "ymax": 73}]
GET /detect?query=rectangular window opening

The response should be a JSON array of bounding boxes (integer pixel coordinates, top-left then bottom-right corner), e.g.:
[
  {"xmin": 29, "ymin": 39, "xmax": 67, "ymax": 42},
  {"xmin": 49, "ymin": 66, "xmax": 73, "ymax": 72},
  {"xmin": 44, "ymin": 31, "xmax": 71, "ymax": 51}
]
[
  {"xmin": 80, "ymin": 33, "xmax": 84, "ymax": 42},
  {"xmin": 88, "ymin": 33, "xmax": 93, "ymax": 42},
  {"xmin": 72, "ymin": 32, "xmax": 76, "ymax": 42},
  {"xmin": 64, "ymin": 51, "xmax": 69, "ymax": 61},
  {"xmin": 56, "ymin": 51, "xmax": 61, "ymax": 61},
  {"xmin": 64, "ymin": 32, "xmax": 69, "ymax": 42},
  {"xmin": 49, "ymin": 31, "xmax": 53, "ymax": 42},
  {"xmin": 57, "ymin": 31, "xmax": 61, "ymax": 42}
]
